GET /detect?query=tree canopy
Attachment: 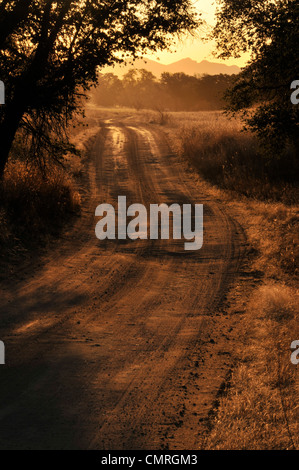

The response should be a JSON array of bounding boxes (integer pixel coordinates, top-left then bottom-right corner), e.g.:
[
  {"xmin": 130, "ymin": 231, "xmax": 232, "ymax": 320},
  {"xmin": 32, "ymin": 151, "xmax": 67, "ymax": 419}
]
[
  {"xmin": 0, "ymin": 0, "xmax": 199, "ymax": 175},
  {"xmin": 213, "ymin": 0, "xmax": 299, "ymax": 158}
]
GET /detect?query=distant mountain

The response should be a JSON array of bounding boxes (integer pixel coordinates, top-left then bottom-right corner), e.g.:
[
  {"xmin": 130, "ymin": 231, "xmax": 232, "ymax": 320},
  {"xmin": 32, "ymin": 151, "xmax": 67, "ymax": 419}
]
[{"xmin": 103, "ymin": 57, "xmax": 241, "ymax": 77}]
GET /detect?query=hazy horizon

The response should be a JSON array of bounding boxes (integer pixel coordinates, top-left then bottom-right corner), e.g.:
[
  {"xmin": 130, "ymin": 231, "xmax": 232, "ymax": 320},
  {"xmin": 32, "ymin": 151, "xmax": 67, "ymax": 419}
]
[
  {"xmin": 144, "ymin": 0, "xmax": 250, "ymax": 67},
  {"xmin": 103, "ymin": 56, "xmax": 241, "ymax": 79}
]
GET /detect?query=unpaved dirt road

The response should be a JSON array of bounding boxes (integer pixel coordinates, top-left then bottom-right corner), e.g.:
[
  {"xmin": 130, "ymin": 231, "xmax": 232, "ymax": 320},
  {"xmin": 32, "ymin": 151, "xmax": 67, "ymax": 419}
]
[{"xmin": 0, "ymin": 116, "xmax": 246, "ymax": 450}]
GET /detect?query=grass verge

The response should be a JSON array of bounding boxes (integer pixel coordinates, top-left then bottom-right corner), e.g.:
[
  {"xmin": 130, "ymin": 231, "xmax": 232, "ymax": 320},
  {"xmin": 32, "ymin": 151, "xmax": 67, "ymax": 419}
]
[
  {"xmin": 178, "ymin": 123, "xmax": 298, "ymax": 205},
  {"xmin": 205, "ymin": 281, "xmax": 298, "ymax": 450}
]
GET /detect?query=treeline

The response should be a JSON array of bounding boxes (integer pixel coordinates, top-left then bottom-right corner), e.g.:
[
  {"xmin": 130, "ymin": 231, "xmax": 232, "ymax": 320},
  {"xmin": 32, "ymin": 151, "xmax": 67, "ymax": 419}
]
[{"xmin": 91, "ymin": 70, "xmax": 237, "ymax": 111}]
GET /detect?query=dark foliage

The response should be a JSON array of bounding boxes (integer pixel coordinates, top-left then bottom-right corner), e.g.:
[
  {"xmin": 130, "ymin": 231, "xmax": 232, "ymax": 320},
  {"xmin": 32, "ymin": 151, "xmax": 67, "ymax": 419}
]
[{"xmin": 214, "ymin": 0, "xmax": 299, "ymax": 161}]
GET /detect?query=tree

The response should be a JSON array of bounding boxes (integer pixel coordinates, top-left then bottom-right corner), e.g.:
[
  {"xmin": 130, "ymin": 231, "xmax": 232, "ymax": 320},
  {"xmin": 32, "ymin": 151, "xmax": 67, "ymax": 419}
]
[
  {"xmin": 0, "ymin": 0, "xmax": 32, "ymax": 49},
  {"xmin": 121, "ymin": 69, "xmax": 159, "ymax": 110},
  {"xmin": 92, "ymin": 73, "xmax": 123, "ymax": 108},
  {"xmin": 92, "ymin": 71, "xmax": 236, "ymax": 111},
  {"xmin": 0, "ymin": 0, "xmax": 200, "ymax": 176},
  {"xmin": 213, "ymin": 0, "xmax": 299, "ymax": 159}
]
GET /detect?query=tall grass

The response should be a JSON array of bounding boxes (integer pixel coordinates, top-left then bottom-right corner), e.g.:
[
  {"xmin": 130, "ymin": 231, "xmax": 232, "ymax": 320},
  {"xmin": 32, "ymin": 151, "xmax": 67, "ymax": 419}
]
[
  {"xmin": 0, "ymin": 160, "xmax": 80, "ymax": 251},
  {"xmin": 178, "ymin": 123, "xmax": 298, "ymax": 204},
  {"xmin": 245, "ymin": 203, "xmax": 298, "ymax": 279},
  {"xmin": 205, "ymin": 282, "xmax": 298, "ymax": 450}
]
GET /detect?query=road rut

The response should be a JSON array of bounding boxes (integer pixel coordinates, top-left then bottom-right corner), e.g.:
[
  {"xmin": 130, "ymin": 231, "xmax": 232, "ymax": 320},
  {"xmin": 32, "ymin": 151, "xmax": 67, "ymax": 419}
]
[{"xmin": 0, "ymin": 119, "xmax": 246, "ymax": 450}]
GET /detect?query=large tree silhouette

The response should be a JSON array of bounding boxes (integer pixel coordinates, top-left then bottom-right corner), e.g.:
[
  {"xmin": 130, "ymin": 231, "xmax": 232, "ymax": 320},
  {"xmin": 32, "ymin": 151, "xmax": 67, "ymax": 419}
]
[
  {"xmin": 0, "ymin": 0, "xmax": 199, "ymax": 176},
  {"xmin": 214, "ymin": 0, "xmax": 299, "ymax": 159}
]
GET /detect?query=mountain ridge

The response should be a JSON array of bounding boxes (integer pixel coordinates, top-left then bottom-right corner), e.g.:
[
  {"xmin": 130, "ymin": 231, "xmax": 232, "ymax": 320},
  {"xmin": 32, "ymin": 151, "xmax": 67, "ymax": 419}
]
[{"xmin": 104, "ymin": 57, "xmax": 241, "ymax": 77}]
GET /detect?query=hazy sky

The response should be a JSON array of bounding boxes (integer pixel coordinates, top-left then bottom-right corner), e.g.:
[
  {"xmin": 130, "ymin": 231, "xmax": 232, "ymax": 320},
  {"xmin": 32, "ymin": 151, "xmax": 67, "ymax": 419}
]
[{"xmin": 146, "ymin": 0, "xmax": 249, "ymax": 67}]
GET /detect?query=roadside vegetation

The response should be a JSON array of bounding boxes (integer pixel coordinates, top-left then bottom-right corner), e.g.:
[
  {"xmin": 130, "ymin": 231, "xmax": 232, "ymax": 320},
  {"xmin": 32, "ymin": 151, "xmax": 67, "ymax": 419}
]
[
  {"xmin": 205, "ymin": 281, "xmax": 298, "ymax": 450},
  {"xmin": 178, "ymin": 117, "xmax": 298, "ymax": 205},
  {"xmin": 0, "ymin": 145, "xmax": 81, "ymax": 272},
  {"xmin": 161, "ymin": 108, "xmax": 298, "ymax": 450},
  {"xmin": 203, "ymin": 203, "xmax": 298, "ymax": 449},
  {"xmin": 0, "ymin": 113, "xmax": 103, "ymax": 272},
  {"xmin": 91, "ymin": 70, "xmax": 235, "ymax": 111}
]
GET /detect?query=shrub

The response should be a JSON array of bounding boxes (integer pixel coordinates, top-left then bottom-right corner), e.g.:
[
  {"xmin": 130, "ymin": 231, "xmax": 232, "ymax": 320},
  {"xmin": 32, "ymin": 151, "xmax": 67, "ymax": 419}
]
[
  {"xmin": 0, "ymin": 160, "xmax": 80, "ymax": 247},
  {"xmin": 179, "ymin": 125, "xmax": 298, "ymax": 204}
]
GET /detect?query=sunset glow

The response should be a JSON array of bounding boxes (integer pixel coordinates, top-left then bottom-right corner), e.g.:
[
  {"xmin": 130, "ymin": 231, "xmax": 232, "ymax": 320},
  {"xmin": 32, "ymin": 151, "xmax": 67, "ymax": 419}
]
[{"xmin": 146, "ymin": 1, "xmax": 250, "ymax": 67}]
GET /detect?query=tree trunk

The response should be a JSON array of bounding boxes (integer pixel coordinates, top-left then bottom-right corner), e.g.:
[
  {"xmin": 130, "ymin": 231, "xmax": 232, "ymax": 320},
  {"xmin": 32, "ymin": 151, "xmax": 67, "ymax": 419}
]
[
  {"xmin": 0, "ymin": 1, "xmax": 74, "ymax": 179},
  {"xmin": 0, "ymin": 103, "xmax": 24, "ymax": 178}
]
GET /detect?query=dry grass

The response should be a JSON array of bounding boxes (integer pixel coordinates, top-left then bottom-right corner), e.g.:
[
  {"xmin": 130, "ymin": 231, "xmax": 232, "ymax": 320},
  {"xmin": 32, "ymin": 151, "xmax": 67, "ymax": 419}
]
[
  {"xmin": 205, "ymin": 282, "xmax": 298, "ymax": 450},
  {"xmin": 243, "ymin": 201, "xmax": 298, "ymax": 280},
  {"xmin": 177, "ymin": 122, "xmax": 298, "ymax": 205},
  {"xmin": 95, "ymin": 106, "xmax": 298, "ymax": 204},
  {"xmin": 0, "ymin": 160, "xmax": 80, "ymax": 252},
  {"xmin": 200, "ymin": 196, "xmax": 299, "ymax": 450},
  {"xmin": 0, "ymin": 113, "xmax": 100, "ymax": 266}
]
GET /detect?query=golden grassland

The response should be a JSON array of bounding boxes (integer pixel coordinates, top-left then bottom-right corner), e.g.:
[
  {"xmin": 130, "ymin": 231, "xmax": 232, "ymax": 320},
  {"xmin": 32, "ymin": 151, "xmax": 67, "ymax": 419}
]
[
  {"xmin": 204, "ymin": 282, "xmax": 298, "ymax": 450},
  {"xmin": 173, "ymin": 112, "xmax": 297, "ymax": 204},
  {"xmin": 203, "ymin": 204, "xmax": 298, "ymax": 449}
]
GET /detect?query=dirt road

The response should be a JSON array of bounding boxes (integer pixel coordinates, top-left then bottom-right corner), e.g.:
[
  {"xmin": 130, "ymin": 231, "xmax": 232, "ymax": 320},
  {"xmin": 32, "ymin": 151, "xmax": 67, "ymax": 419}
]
[{"xmin": 0, "ymin": 117, "xmax": 246, "ymax": 449}]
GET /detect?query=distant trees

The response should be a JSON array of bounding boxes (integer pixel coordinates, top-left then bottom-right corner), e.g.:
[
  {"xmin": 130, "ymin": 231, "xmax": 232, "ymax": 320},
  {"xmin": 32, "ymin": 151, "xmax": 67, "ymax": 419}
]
[
  {"xmin": 0, "ymin": 0, "xmax": 199, "ymax": 176},
  {"xmin": 213, "ymin": 0, "xmax": 299, "ymax": 159},
  {"xmin": 92, "ymin": 70, "xmax": 236, "ymax": 111}
]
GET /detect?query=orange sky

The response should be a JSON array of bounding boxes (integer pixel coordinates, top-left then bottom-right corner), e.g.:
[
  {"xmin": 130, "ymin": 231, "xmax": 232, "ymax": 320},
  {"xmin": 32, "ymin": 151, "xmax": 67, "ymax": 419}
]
[{"xmin": 146, "ymin": 0, "xmax": 250, "ymax": 67}]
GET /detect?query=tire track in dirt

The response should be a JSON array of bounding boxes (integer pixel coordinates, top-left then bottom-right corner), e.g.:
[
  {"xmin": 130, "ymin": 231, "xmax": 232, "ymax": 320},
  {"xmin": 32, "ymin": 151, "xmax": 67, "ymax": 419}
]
[
  {"xmin": 0, "ymin": 117, "xmax": 246, "ymax": 450},
  {"xmin": 87, "ymin": 125, "xmax": 246, "ymax": 450}
]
